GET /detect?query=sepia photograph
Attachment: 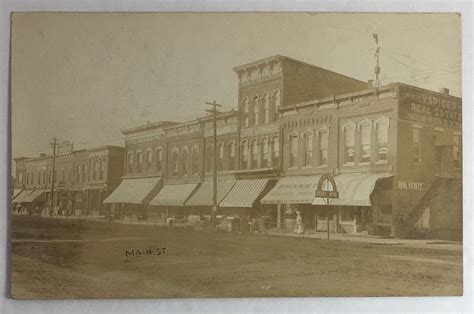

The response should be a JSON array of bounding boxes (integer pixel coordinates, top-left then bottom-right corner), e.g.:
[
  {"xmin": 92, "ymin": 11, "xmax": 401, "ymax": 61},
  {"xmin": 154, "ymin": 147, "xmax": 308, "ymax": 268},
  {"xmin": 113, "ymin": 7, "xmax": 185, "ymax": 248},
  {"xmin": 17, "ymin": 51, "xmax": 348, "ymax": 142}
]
[{"xmin": 9, "ymin": 12, "xmax": 463, "ymax": 300}]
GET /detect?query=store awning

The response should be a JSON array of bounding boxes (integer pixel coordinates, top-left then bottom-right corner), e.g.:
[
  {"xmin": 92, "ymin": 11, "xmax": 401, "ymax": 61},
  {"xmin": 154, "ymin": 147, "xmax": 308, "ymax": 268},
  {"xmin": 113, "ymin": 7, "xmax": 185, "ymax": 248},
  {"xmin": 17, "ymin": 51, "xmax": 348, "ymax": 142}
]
[
  {"xmin": 12, "ymin": 189, "xmax": 23, "ymax": 200},
  {"xmin": 149, "ymin": 183, "xmax": 199, "ymax": 206},
  {"xmin": 312, "ymin": 173, "xmax": 393, "ymax": 206},
  {"xmin": 261, "ymin": 176, "xmax": 322, "ymax": 204},
  {"xmin": 220, "ymin": 179, "xmax": 270, "ymax": 208},
  {"xmin": 21, "ymin": 189, "xmax": 46, "ymax": 203},
  {"xmin": 12, "ymin": 190, "xmax": 32, "ymax": 203},
  {"xmin": 185, "ymin": 180, "xmax": 235, "ymax": 207},
  {"xmin": 103, "ymin": 176, "xmax": 162, "ymax": 205}
]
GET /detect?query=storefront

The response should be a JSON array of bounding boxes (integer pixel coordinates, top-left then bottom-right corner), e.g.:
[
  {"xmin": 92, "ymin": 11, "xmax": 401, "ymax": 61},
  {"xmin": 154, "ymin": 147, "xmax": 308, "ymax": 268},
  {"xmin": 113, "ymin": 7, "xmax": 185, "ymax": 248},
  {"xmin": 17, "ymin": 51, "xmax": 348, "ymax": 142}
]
[{"xmin": 20, "ymin": 189, "xmax": 47, "ymax": 214}]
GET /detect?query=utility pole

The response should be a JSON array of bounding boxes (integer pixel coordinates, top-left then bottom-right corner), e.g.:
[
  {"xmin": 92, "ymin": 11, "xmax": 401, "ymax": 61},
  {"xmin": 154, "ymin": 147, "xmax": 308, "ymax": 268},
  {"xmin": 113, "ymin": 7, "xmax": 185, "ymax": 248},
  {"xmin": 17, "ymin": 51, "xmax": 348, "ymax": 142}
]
[
  {"xmin": 206, "ymin": 100, "xmax": 222, "ymax": 227},
  {"xmin": 50, "ymin": 138, "xmax": 57, "ymax": 211},
  {"xmin": 373, "ymin": 33, "xmax": 381, "ymax": 88}
]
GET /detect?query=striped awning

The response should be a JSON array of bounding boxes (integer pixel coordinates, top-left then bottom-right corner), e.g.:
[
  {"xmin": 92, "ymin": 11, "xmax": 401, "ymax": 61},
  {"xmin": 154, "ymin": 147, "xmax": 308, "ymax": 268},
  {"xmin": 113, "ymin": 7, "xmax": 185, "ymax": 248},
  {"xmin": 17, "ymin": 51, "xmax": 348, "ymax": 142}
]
[
  {"xmin": 12, "ymin": 190, "xmax": 33, "ymax": 203},
  {"xmin": 185, "ymin": 180, "xmax": 235, "ymax": 207},
  {"xmin": 12, "ymin": 189, "xmax": 23, "ymax": 200},
  {"xmin": 149, "ymin": 183, "xmax": 199, "ymax": 206},
  {"xmin": 220, "ymin": 179, "xmax": 270, "ymax": 208},
  {"xmin": 103, "ymin": 176, "xmax": 162, "ymax": 205},
  {"xmin": 21, "ymin": 189, "xmax": 46, "ymax": 203},
  {"xmin": 312, "ymin": 173, "xmax": 393, "ymax": 206},
  {"xmin": 261, "ymin": 176, "xmax": 322, "ymax": 204}
]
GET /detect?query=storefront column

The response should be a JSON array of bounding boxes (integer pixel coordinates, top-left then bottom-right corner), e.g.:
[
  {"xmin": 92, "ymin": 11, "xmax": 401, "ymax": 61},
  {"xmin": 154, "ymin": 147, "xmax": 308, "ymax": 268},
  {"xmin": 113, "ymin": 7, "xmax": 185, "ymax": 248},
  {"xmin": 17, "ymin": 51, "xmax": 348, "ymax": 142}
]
[
  {"xmin": 98, "ymin": 189, "xmax": 102, "ymax": 215},
  {"xmin": 336, "ymin": 206, "xmax": 341, "ymax": 233},
  {"xmin": 277, "ymin": 204, "xmax": 282, "ymax": 228}
]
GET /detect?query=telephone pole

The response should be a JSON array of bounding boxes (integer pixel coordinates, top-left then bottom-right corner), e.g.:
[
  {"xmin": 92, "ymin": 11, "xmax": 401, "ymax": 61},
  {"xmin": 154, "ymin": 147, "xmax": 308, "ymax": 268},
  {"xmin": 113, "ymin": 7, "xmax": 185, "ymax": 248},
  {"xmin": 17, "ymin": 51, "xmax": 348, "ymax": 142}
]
[
  {"xmin": 206, "ymin": 100, "xmax": 222, "ymax": 226},
  {"xmin": 50, "ymin": 138, "xmax": 57, "ymax": 211},
  {"xmin": 373, "ymin": 33, "xmax": 381, "ymax": 88}
]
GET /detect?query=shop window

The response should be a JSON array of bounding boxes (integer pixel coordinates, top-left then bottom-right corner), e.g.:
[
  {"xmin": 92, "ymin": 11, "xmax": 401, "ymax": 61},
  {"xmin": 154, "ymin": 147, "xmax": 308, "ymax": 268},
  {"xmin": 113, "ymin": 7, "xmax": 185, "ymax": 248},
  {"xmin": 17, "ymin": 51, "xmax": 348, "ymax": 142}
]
[
  {"xmin": 341, "ymin": 208, "xmax": 354, "ymax": 221},
  {"xmin": 228, "ymin": 142, "xmax": 235, "ymax": 171},
  {"xmin": 136, "ymin": 152, "xmax": 143, "ymax": 173},
  {"xmin": 412, "ymin": 126, "xmax": 422, "ymax": 164},
  {"xmin": 289, "ymin": 134, "xmax": 298, "ymax": 168},
  {"xmin": 376, "ymin": 120, "xmax": 388, "ymax": 162},
  {"xmin": 252, "ymin": 96, "xmax": 259, "ymax": 126},
  {"xmin": 263, "ymin": 93, "xmax": 270, "ymax": 124},
  {"xmin": 242, "ymin": 98, "xmax": 249, "ymax": 127},
  {"xmin": 359, "ymin": 122, "xmax": 372, "ymax": 163},
  {"xmin": 156, "ymin": 148, "xmax": 163, "ymax": 171},
  {"xmin": 453, "ymin": 134, "xmax": 461, "ymax": 168},
  {"xmin": 251, "ymin": 140, "xmax": 258, "ymax": 169},
  {"xmin": 192, "ymin": 146, "xmax": 200, "ymax": 175},
  {"xmin": 303, "ymin": 132, "xmax": 313, "ymax": 167},
  {"xmin": 344, "ymin": 123, "xmax": 355, "ymax": 164},
  {"xmin": 381, "ymin": 204, "xmax": 392, "ymax": 215},
  {"xmin": 261, "ymin": 138, "xmax": 269, "ymax": 168},
  {"xmin": 318, "ymin": 129, "xmax": 328, "ymax": 166},
  {"xmin": 272, "ymin": 137, "xmax": 280, "ymax": 167}
]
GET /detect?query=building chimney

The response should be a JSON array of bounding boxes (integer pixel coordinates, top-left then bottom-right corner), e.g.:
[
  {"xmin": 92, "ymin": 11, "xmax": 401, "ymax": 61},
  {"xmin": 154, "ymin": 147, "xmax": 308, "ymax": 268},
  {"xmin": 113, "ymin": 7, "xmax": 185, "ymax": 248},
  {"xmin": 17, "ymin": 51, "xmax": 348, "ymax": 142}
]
[
  {"xmin": 368, "ymin": 79, "xmax": 374, "ymax": 89},
  {"xmin": 439, "ymin": 88, "xmax": 450, "ymax": 95}
]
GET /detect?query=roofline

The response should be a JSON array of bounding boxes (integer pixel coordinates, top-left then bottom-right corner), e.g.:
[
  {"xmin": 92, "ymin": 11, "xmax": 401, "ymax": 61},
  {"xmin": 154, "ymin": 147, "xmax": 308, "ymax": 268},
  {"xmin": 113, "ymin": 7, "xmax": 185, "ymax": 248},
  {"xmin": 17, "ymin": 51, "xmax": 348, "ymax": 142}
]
[{"xmin": 121, "ymin": 121, "xmax": 178, "ymax": 135}]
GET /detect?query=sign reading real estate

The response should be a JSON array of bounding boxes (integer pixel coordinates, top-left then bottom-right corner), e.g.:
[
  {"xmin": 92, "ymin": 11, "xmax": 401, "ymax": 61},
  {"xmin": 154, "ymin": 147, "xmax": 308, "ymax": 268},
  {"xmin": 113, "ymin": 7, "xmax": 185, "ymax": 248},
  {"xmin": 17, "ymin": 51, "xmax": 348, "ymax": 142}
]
[{"xmin": 399, "ymin": 85, "xmax": 462, "ymax": 129}]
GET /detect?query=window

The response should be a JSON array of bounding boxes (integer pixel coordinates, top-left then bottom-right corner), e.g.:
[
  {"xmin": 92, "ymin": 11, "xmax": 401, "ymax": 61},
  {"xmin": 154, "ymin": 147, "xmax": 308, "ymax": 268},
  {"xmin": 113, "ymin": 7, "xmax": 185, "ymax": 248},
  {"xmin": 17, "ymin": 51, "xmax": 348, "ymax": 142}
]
[
  {"xmin": 43, "ymin": 171, "xmax": 46, "ymax": 185},
  {"xmin": 127, "ymin": 152, "xmax": 133, "ymax": 174},
  {"xmin": 228, "ymin": 142, "xmax": 235, "ymax": 170},
  {"xmin": 172, "ymin": 149, "xmax": 179, "ymax": 176},
  {"xmin": 318, "ymin": 129, "xmax": 328, "ymax": 166},
  {"xmin": 252, "ymin": 97, "xmax": 259, "ymax": 126},
  {"xmin": 99, "ymin": 161, "xmax": 104, "ymax": 180},
  {"xmin": 241, "ymin": 141, "xmax": 249, "ymax": 169},
  {"xmin": 453, "ymin": 134, "xmax": 461, "ymax": 168},
  {"xmin": 206, "ymin": 145, "xmax": 213, "ymax": 172},
  {"xmin": 303, "ymin": 132, "xmax": 313, "ymax": 167},
  {"xmin": 62, "ymin": 169, "xmax": 66, "ymax": 183},
  {"xmin": 156, "ymin": 148, "xmax": 163, "ymax": 171},
  {"xmin": 251, "ymin": 140, "xmax": 258, "ymax": 169},
  {"xmin": 38, "ymin": 172, "xmax": 41, "ymax": 185},
  {"xmin": 273, "ymin": 90, "xmax": 281, "ymax": 121},
  {"xmin": 217, "ymin": 144, "xmax": 224, "ymax": 171},
  {"xmin": 146, "ymin": 150, "xmax": 152, "ymax": 171},
  {"xmin": 376, "ymin": 120, "xmax": 389, "ymax": 162},
  {"xmin": 242, "ymin": 99, "xmax": 249, "ymax": 127},
  {"xmin": 69, "ymin": 167, "xmax": 73, "ymax": 182},
  {"xmin": 76, "ymin": 166, "xmax": 80, "ymax": 183},
  {"xmin": 48, "ymin": 171, "xmax": 52, "ymax": 184},
  {"xmin": 182, "ymin": 148, "xmax": 189, "ymax": 175},
  {"xmin": 81, "ymin": 165, "xmax": 86, "ymax": 183},
  {"xmin": 192, "ymin": 146, "xmax": 200, "ymax": 175},
  {"xmin": 412, "ymin": 126, "xmax": 422, "ymax": 164},
  {"xmin": 263, "ymin": 93, "xmax": 270, "ymax": 124},
  {"xmin": 359, "ymin": 122, "xmax": 372, "ymax": 163},
  {"xmin": 261, "ymin": 138, "xmax": 269, "ymax": 168},
  {"xmin": 272, "ymin": 137, "xmax": 280, "ymax": 167},
  {"xmin": 289, "ymin": 134, "xmax": 298, "ymax": 168},
  {"xmin": 136, "ymin": 151, "xmax": 143, "ymax": 173},
  {"xmin": 93, "ymin": 160, "xmax": 98, "ymax": 180},
  {"xmin": 344, "ymin": 124, "xmax": 355, "ymax": 164}
]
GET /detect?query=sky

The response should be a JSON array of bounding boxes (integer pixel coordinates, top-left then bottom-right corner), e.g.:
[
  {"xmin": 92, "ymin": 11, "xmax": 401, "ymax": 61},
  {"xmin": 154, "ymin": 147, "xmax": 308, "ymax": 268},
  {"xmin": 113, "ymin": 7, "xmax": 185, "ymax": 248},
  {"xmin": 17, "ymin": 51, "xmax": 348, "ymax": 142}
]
[{"xmin": 11, "ymin": 12, "xmax": 461, "ymax": 161}]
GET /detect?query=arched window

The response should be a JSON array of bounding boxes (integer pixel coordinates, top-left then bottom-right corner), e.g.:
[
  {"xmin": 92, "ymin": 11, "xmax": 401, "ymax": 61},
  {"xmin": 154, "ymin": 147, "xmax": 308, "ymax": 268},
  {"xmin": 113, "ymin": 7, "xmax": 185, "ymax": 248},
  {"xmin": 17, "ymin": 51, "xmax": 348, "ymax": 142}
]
[
  {"xmin": 192, "ymin": 146, "xmax": 200, "ymax": 175},
  {"xmin": 181, "ymin": 147, "xmax": 189, "ymax": 175},
  {"xmin": 318, "ymin": 128, "xmax": 329, "ymax": 166},
  {"xmin": 156, "ymin": 147, "xmax": 163, "ymax": 171},
  {"xmin": 272, "ymin": 136, "xmax": 280, "ymax": 168},
  {"xmin": 359, "ymin": 121, "xmax": 372, "ymax": 163},
  {"xmin": 343, "ymin": 123, "xmax": 356, "ymax": 164},
  {"xmin": 136, "ymin": 151, "xmax": 143, "ymax": 173},
  {"xmin": 242, "ymin": 98, "xmax": 249, "ymax": 127},
  {"xmin": 273, "ymin": 89, "xmax": 281, "ymax": 121},
  {"xmin": 261, "ymin": 138, "xmax": 269, "ymax": 168},
  {"xmin": 252, "ymin": 96, "xmax": 259, "ymax": 126},
  {"xmin": 303, "ymin": 132, "xmax": 313, "ymax": 167},
  {"xmin": 376, "ymin": 118, "xmax": 389, "ymax": 162},
  {"xmin": 228, "ymin": 142, "xmax": 235, "ymax": 171},
  {"xmin": 172, "ymin": 148, "xmax": 179, "ymax": 176},
  {"xmin": 251, "ymin": 140, "xmax": 258, "ymax": 169},
  {"xmin": 289, "ymin": 134, "xmax": 298, "ymax": 168},
  {"xmin": 241, "ymin": 141, "xmax": 249, "ymax": 169},
  {"xmin": 218, "ymin": 143, "xmax": 224, "ymax": 171},
  {"xmin": 206, "ymin": 145, "xmax": 213, "ymax": 173},
  {"xmin": 263, "ymin": 93, "xmax": 270, "ymax": 124}
]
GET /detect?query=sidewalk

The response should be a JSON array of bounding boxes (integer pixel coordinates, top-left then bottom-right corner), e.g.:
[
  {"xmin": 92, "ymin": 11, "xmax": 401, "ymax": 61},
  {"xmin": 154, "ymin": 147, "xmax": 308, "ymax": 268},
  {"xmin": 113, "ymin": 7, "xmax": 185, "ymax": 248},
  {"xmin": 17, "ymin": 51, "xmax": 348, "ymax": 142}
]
[{"xmin": 266, "ymin": 228, "xmax": 462, "ymax": 251}]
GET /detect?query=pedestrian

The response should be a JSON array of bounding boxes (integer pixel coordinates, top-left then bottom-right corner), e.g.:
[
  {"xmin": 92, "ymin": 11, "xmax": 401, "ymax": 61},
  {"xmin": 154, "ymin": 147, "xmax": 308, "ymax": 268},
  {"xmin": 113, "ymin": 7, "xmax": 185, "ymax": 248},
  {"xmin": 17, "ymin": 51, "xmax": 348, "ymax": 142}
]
[{"xmin": 294, "ymin": 211, "xmax": 304, "ymax": 234}]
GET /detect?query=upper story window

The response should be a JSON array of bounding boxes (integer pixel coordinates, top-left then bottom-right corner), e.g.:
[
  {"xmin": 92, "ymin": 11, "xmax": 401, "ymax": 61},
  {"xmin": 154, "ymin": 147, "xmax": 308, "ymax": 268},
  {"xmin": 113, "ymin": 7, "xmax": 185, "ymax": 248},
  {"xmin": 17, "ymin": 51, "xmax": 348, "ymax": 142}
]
[
  {"xmin": 242, "ymin": 98, "xmax": 249, "ymax": 127},
  {"xmin": 344, "ymin": 123, "xmax": 355, "ymax": 164},
  {"xmin": 192, "ymin": 146, "xmax": 200, "ymax": 175},
  {"xmin": 172, "ymin": 148, "xmax": 179, "ymax": 176},
  {"xmin": 241, "ymin": 141, "xmax": 249, "ymax": 169},
  {"xmin": 359, "ymin": 122, "xmax": 372, "ymax": 163},
  {"xmin": 92, "ymin": 160, "xmax": 98, "ymax": 181},
  {"xmin": 289, "ymin": 134, "xmax": 298, "ymax": 168},
  {"xmin": 412, "ymin": 126, "xmax": 422, "ymax": 164},
  {"xmin": 37, "ymin": 172, "xmax": 41, "ymax": 185},
  {"xmin": 136, "ymin": 151, "xmax": 143, "ymax": 173},
  {"xmin": 251, "ymin": 140, "xmax": 258, "ymax": 169},
  {"xmin": 62, "ymin": 169, "xmax": 66, "ymax": 183},
  {"xmin": 252, "ymin": 97, "xmax": 259, "ymax": 126},
  {"xmin": 43, "ymin": 170, "xmax": 46, "ymax": 185},
  {"xmin": 376, "ymin": 119, "xmax": 389, "ymax": 162},
  {"xmin": 261, "ymin": 138, "xmax": 269, "ymax": 168},
  {"xmin": 273, "ymin": 90, "xmax": 281, "ymax": 121},
  {"xmin": 218, "ymin": 143, "xmax": 224, "ymax": 171},
  {"xmin": 272, "ymin": 136, "xmax": 280, "ymax": 167},
  {"xmin": 228, "ymin": 142, "xmax": 235, "ymax": 171},
  {"xmin": 318, "ymin": 129, "xmax": 328, "ymax": 167},
  {"xmin": 146, "ymin": 150, "xmax": 152, "ymax": 171},
  {"xmin": 303, "ymin": 132, "xmax": 313, "ymax": 167},
  {"xmin": 69, "ymin": 167, "xmax": 74, "ymax": 182},
  {"xmin": 263, "ymin": 93, "xmax": 270, "ymax": 124},
  {"xmin": 182, "ymin": 147, "xmax": 189, "ymax": 175},
  {"xmin": 127, "ymin": 152, "xmax": 133, "ymax": 174},
  {"xmin": 81, "ymin": 165, "xmax": 86, "ymax": 183},
  {"xmin": 76, "ymin": 166, "xmax": 80, "ymax": 183},
  {"xmin": 98, "ymin": 161, "xmax": 104, "ymax": 180},
  {"xmin": 206, "ymin": 145, "xmax": 213, "ymax": 173},
  {"xmin": 156, "ymin": 148, "xmax": 163, "ymax": 171},
  {"xmin": 453, "ymin": 133, "xmax": 461, "ymax": 168}
]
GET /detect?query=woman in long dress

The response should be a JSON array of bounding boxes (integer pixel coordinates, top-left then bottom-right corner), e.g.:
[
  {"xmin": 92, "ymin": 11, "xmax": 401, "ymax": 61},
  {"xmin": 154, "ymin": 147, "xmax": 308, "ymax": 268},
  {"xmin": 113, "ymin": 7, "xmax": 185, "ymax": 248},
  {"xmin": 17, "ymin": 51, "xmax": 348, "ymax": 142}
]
[{"xmin": 294, "ymin": 211, "xmax": 304, "ymax": 234}]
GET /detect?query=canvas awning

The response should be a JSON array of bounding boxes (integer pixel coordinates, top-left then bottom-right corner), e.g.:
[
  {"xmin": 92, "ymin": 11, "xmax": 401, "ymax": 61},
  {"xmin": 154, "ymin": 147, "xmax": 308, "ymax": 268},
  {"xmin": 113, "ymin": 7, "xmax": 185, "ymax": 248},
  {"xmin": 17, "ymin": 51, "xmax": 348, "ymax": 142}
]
[
  {"xmin": 312, "ymin": 173, "xmax": 393, "ymax": 207},
  {"xmin": 12, "ymin": 189, "xmax": 23, "ymax": 200},
  {"xmin": 12, "ymin": 190, "xmax": 32, "ymax": 203},
  {"xmin": 149, "ymin": 183, "xmax": 199, "ymax": 206},
  {"xmin": 261, "ymin": 176, "xmax": 322, "ymax": 204},
  {"xmin": 220, "ymin": 179, "xmax": 270, "ymax": 208},
  {"xmin": 185, "ymin": 180, "xmax": 235, "ymax": 207},
  {"xmin": 103, "ymin": 176, "xmax": 162, "ymax": 205},
  {"xmin": 21, "ymin": 189, "xmax": 46, "ymax": 203}
]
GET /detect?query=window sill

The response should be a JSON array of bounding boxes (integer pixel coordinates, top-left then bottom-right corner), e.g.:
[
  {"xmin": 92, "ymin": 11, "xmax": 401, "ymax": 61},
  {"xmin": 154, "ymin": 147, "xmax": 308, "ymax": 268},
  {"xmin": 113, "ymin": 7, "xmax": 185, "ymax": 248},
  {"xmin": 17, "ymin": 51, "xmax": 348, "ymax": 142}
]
[
  {"xmin": 358, "ymin": 162, "xmax": 371, "ymax": 166},
  {"xmin": 375, "ymin": 160, "xmax": 388, "ymax": 165},
  {"xmin": 343, "ymin": 162, "xmax": 355, "ymax": 166}
]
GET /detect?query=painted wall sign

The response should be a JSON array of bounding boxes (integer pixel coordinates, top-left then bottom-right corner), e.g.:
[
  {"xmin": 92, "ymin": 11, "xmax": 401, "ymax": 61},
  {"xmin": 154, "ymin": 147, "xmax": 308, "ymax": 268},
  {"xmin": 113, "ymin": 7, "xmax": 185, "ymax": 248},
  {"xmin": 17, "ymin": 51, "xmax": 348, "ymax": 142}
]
[
  {"xmin": 397, "ymin": 180, "xmax": 425, "ymax": 191},
  {"xmin": 399, "ymin": 86, "xmax": 462, "ymax": 129}
]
